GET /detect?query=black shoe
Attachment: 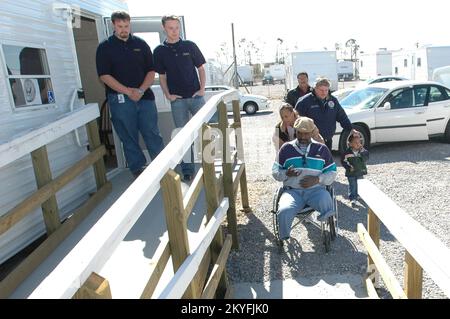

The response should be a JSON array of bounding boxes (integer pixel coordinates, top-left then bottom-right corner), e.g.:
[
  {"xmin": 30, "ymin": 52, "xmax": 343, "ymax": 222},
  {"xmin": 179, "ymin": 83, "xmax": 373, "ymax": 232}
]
[{"xmin": 183, "ymin": 174, "xmax": 192, "ymax": 182}]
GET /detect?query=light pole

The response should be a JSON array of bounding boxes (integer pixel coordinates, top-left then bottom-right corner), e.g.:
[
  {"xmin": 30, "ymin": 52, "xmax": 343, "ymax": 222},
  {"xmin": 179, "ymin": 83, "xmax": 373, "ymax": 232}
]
[{"xmin": 276, "ymin": 38, "xmax": 283, "ymax": 63}]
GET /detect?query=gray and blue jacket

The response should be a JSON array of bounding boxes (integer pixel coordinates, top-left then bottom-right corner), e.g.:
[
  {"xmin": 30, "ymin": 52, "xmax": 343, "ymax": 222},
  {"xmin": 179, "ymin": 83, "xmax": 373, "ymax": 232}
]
[{"xmin": 272, "ymin": 140, "xmax": 337, "ymax": 189}]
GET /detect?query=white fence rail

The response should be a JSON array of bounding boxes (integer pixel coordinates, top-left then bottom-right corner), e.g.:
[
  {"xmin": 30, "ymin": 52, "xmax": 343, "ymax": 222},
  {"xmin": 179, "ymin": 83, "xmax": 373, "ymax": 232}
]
[
  {"xmin": 0, "ymin": 104, "xmax": 99, "ymax": 169},
  {"xmin": 359, "ymin": 179, "xmax": 450, "ymax": 297}
]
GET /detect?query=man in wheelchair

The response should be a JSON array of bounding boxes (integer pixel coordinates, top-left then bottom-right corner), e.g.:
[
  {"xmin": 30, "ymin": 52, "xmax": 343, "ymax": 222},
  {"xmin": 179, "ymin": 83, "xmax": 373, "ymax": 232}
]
[{"xmin": 272, "ymin": 116, "xmax": 337, "ymax": 241}]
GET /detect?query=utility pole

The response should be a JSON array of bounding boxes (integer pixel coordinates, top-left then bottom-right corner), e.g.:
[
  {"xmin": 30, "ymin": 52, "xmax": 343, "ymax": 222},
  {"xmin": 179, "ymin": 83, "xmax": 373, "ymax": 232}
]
[{"xmin": 231, "ymin": 23, "xmax": 239, "ymax": 88}]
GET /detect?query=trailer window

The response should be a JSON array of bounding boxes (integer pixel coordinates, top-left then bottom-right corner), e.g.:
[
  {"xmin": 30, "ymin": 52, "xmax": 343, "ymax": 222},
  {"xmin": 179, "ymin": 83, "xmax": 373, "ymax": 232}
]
[{"xmin": 2, "ymin": 45, "xmax": 55, "ymax": 109}]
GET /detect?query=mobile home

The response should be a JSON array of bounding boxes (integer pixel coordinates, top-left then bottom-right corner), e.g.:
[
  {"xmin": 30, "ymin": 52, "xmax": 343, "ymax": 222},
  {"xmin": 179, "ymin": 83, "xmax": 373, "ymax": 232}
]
[
  {"xmin": 286, "ymin": 51, "xmax": 338, "ymax": 91},
  {"xmin": 359, "ymin": 50, "xmax": 394, "ymax": 80},
  {"xmin": 337, "ymin": 60, "xmax": 354, "ymax": 80},
  {"xmin": 237, "ymin": 65, "xmax": 254, "ymax": 86},
  {"xmin": 391, "ymin": 49, "xmax": 416, "ymax": 79},
  {"xmin": 410, "ymin": 46, "xmax": 450, "ymax": 81},
  {"xmin": 0, "ymin": 0, "xmax": 188, "ymax": 266},
  {"xmin": 267, "ymin": 64, "xmax": 286, "ymax": 84},
  {"xmin": 0, "ymin": 0, "xmax": 126, "ymax": 265}
]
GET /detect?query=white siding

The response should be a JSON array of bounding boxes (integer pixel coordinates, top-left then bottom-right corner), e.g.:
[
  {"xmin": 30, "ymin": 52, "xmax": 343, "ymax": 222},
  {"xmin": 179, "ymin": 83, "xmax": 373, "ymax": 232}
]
[
  {"xmin": 392, "ymin": 50, "xmax": 414, "ymax": 79},
  {"xmin": 359, "ymin": 54, "xmax": 377, "ymax": 80},
  {"xmin": 415, "ymin": 48, "xmax": 429, "ymax": 81},
  {"xmin": 359, "ymin": 51, "xmax": 393, "ymax": 80},
  {"xmin": 391, "ymin": 46, "xmax": 450, "ymax": 81},
  {"xmin": 0, "ymin": 0, "xmax": 127, "ymax": 263},
  {"xmin": 376, "ymin": 53, "xmax": 393, "ymax": 76}
]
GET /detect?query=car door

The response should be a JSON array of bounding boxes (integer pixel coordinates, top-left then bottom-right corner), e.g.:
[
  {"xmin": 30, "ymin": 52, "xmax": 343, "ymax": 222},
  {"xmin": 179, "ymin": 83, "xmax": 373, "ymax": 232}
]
[
  {"xmin": 425, "ymin": 85, "xmax": 450, "ymax": 136},
  {"xmin": 374, "ymin": 86, "xmax": 428, "ymax": 142}
]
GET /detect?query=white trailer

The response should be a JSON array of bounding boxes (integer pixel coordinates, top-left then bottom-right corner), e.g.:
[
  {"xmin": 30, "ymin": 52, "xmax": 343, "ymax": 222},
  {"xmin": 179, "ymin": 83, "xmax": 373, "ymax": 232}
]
[
  {"xmin": 0, "ymin": 0, "xmax": 132, "ymax": 265},
  {"xmin": 286, "ymin": 51, "xmax": 338, "ymax": 91},
  {"xmin": 392, "ymin": 46, "xmax": 450, "ymax": 81},
  {"xmin": 413, "ymin": 46, "xmax": 450, "ymax": 81},
  {"xmin": 337, "ymin": 60, "xmax": 354, "ymax": 80},
  {"xmin": 237, "ymin": 65, "xmax": 254, "ymax": 86},
  {"xmin": 359, "ymin": 50, "xmax": 394, "ymax": 80},
  {"xmin": 392, "ymin": 49, "xmax": 416, "ymax": 79},
  {"xmin": 268, "ymin": 64, "xmax": 286, "ymax": 84},
  {"xmin": 0, "ymin": 0, "xmax": 193, "ymax": 266}
]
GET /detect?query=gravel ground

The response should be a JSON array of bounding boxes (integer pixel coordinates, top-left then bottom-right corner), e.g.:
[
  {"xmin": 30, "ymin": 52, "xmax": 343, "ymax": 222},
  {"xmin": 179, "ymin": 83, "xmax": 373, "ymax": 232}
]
[{"xmin": 227, "ymin": 93, "xmax": 450, "ymax": 299}]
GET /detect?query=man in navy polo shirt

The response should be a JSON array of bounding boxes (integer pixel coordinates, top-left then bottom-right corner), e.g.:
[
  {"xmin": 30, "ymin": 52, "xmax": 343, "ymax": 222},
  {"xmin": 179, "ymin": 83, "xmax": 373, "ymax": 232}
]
[
  {"xmin": 96, "ymin": 11, "xmax": 164, "ymax": 178},
  {"xmin": 295, "ymin": 77, "xmax": 358, "ymax": 150},
  {"xmin": 153, "ymin": 15, "xmax": 210, "ymax": 182}
]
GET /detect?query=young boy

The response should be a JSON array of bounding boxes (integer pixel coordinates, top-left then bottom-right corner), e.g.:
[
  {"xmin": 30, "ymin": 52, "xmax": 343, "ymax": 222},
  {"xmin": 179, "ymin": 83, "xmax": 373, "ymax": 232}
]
[{"xmin": 341, "ymin": 134, "xmax": 369, "ymax": 207}]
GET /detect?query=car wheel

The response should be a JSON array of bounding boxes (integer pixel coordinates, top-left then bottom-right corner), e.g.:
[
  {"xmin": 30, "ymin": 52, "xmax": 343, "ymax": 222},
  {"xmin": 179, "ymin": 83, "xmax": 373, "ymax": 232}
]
[
  {"xmin": 445, "ymin": 120, "xmax": 450, "ymax": 143},
  {"xmin": 244, "ymin": 102, "xmax": 257, "ymax": 115},
  {"xmin": 339, "ymin": 124, "xmax": 369, "ymax": 154}
]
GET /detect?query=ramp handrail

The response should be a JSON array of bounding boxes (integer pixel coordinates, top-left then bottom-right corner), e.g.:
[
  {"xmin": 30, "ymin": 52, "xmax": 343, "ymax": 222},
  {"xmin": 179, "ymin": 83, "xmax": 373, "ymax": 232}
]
[
  {"xmin": 28, "ymin": 90, "xmax": 240, "ymax": 299},
  {"xmin": 358, "ymin": 179, "xmax": 450, "ymax": 298},
  {"xmin": 0, "ymin": 104, "xmax": 99, "ymax": 169},
  {"xmin": 0, "ymin": 104, "xmax": 110, "ymax": 298}
]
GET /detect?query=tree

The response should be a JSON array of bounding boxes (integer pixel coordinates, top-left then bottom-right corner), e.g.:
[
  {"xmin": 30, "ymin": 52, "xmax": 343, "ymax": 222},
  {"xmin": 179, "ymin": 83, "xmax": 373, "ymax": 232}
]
[
  {"xmin": 237, "ymin": 38, "xmax": 261, "ymax": 65},
  {"xmin": 215, "ymin": 42, "xmax": 231, "ymax": 67}
]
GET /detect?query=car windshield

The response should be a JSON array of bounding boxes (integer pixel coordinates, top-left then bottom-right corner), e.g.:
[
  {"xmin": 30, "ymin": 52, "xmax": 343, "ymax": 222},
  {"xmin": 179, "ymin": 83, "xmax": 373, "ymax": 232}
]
[{"xmin": 340, "ymin": 87, "xmax": 387, "ymax": 109}]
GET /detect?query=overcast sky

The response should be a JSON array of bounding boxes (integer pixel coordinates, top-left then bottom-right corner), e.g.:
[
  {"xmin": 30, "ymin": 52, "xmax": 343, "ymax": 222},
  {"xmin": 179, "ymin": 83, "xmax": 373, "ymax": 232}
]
[{"xmin": 127, "ymin": 0, "xmax": 449, "ymax": 63}]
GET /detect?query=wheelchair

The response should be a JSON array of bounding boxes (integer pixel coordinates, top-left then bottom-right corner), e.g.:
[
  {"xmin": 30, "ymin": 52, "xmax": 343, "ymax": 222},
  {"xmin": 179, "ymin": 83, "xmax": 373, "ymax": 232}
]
[{"xmin": 271, "ymin": 185, "xmax": 338, "ymax": 252}]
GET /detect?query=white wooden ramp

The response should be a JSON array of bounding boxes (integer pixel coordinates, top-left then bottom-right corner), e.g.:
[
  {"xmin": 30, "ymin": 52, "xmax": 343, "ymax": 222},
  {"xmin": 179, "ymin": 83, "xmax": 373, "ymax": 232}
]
[
  {"xmin": 10, "ymin": 169, "xmax": 208, "ymax": 298},
  {"xmin": 232, "ymin": 274, "xmax": 369, "ymax": 299}
]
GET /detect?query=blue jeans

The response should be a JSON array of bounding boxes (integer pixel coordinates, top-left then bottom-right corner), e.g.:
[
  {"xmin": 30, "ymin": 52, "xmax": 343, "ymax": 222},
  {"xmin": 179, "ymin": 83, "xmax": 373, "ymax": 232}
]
[
  {"xmin": 108, "ymin": 94, "xmax": 164, "ymax": 174},
  {"xmin": 170, "ymin": 96, "xmax": 218, "ymax": 176},
  {"xmin": 277, "ymin": 186, "xmax": 334, "ymax": 240},
  {"xmin": 347, "ymin": 176, "xmax": 362, "ymax": 200}
]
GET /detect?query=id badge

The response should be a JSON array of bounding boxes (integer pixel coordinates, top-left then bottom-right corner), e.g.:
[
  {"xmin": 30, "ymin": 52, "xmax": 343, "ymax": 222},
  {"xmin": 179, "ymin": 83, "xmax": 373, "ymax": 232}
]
[{"xmin": 117, "ymin": 94, "xmax": 125, "ymax": 103}]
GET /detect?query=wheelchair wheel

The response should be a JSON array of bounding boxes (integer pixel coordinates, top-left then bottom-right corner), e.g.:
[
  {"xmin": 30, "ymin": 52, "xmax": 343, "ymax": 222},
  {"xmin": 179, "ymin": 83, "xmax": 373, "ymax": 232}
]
[
  {"xmin": 272, "ymin": 186, "xmax": 284, "ymax": 246},
  {"xmin": 323, "ymin": 229, "xmax": 331, "ymax": 253},
  {"xmin": 329, "ymin": 216, "xmax": 336, "ymax": 240}
]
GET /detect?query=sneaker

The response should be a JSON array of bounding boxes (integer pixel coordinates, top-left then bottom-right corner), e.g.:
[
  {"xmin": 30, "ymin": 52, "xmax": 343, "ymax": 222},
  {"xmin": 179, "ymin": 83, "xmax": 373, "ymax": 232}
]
[
  {"xmin": 318, "ymin": 211, "xmax": 335, "ymax": 222},
  {"xmin": 183, "ymin": 174, "xmax": 192, "ymax": 182},
  {"xmin": 351, "ymin": 200, "xmax": 357, "ymax": 208}
]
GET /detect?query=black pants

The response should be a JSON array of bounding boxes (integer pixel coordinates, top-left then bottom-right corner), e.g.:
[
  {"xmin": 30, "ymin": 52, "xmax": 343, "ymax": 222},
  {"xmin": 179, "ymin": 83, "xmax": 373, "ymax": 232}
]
[{"xmin": 324, "ymin": 138, "xmax": 333, "ymax": 151}]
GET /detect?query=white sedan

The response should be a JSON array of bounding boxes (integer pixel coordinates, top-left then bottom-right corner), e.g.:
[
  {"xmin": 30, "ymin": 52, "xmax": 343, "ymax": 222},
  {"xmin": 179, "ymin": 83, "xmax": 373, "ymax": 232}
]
[
  {"xmin": 332, "ymin": 80, "xmax": 450, "ymax": 152},
  {"xmin": 204, "ymin": 85, "xmax": 270, "ymax": 115}
]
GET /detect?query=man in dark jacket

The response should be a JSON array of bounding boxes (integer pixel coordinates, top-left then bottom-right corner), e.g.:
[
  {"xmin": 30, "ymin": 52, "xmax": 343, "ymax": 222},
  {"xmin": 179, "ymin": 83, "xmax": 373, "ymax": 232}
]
[
  {"xmin": 295, "ymin": 77, "xmax": 357, "ymax": 150},
  {"xmin": 285, "ymin": 72, "xmax": 312, "ymax": 107}
]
